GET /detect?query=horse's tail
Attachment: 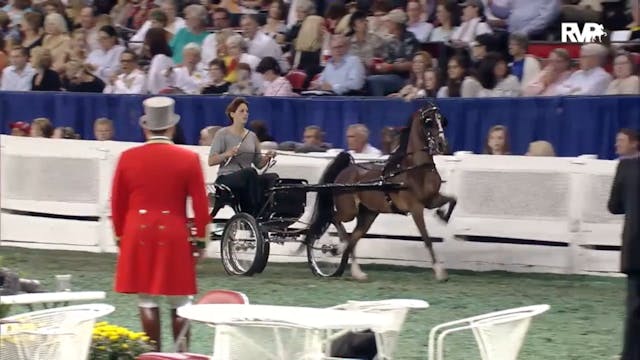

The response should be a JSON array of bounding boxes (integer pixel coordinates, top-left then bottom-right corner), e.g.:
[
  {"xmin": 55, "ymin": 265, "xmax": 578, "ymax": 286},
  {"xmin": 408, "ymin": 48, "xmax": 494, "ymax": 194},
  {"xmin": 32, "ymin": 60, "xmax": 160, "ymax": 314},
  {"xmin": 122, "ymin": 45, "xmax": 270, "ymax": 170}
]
[{"xmin": 306, "ymin": 152, "xmax": 353, "ymax": 243}]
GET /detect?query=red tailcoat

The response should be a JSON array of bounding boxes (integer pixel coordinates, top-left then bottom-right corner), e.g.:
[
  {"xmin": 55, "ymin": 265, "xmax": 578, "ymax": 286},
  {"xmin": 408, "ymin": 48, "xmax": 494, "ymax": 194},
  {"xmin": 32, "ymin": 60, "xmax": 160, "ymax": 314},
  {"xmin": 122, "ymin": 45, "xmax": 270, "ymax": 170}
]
[{"xmin": 111, "ymin": 139, "xmax": 209, "ymax": 296}]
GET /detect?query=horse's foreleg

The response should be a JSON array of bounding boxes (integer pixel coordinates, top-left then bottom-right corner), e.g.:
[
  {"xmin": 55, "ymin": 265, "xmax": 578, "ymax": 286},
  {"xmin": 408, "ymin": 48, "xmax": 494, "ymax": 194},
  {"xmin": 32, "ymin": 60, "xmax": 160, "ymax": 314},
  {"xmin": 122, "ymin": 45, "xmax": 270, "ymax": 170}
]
[
  {"xmin": 425, "ymin": 194, "xmax": 457, "ymax": 223},
  {"xmin": 348, "ymin": 208, "xmax": 378, "ymax": 281},
  {"xmin": 410, "ymin": 208, "xmax": 448, "ymax": 282}
]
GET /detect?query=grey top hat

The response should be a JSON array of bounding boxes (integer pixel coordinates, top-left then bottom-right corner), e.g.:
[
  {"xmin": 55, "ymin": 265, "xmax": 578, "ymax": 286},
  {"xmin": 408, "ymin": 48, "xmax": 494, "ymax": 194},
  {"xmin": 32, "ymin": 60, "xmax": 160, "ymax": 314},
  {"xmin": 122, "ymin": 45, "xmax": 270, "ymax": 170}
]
[{"xmin": 139, "ymin": 96, "xmax": 181, "ymax": 131}]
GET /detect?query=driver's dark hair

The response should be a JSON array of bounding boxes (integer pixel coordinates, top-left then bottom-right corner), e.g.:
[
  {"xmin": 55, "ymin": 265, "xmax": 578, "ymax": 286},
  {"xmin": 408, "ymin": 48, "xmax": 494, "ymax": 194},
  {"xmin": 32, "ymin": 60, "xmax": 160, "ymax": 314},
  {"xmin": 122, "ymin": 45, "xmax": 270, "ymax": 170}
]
[{"xmin": 226, "ymin": 97, "xmax": 249, "ymax": 123}]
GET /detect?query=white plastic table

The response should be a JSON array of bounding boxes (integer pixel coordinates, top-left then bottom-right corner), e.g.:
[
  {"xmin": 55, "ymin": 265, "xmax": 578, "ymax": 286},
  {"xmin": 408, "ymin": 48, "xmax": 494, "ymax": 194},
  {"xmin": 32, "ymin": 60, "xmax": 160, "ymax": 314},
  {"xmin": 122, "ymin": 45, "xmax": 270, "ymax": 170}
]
[
  {"xmin": 1, "ymin": 291, "xmax": 106, "ymax": 310},
  {"xmin": 178, "ymin": 304, "xmax": 387, "ymax": 360}
]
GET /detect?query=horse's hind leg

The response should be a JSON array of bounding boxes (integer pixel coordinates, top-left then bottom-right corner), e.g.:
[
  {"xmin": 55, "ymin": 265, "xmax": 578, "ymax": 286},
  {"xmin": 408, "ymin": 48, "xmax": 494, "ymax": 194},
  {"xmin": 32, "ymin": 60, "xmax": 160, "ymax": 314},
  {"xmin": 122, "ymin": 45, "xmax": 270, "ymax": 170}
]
[
  {"xmin": 426, "ymin": 194, "xmax": 457, "ymax": 223},
  {"xmin": 347, "ymin": 206, "xmax": 378, "ymax": 281},
  {"xmin": 410, "ymin": 208, "xmax": 448, "ymax": 282}
]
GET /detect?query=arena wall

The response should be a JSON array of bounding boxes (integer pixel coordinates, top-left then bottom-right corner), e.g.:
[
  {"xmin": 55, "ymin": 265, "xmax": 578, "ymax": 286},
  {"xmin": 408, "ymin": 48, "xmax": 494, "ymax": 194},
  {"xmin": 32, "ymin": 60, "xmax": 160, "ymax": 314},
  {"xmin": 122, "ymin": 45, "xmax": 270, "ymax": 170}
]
[{"xmin": 0, "ymin": 135, "xmax": 623, "ymax": 276}]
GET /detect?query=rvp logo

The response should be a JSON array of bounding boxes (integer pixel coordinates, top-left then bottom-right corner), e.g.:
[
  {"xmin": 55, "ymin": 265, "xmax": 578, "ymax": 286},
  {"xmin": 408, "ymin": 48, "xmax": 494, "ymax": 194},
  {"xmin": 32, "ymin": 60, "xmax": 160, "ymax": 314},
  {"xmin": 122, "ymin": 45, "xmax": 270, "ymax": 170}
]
[{"xmin": 561, "ymin": 23, "xmax": 607, "ymax": 43}]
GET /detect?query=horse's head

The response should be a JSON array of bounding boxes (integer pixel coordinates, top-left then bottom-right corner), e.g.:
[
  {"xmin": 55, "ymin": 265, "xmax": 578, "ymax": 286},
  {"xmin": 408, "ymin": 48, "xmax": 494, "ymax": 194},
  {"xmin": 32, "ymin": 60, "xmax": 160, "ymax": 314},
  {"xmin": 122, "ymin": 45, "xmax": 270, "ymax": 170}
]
[{"xmin": 417, "ymin": 102, "xmax": 448, "ymax": 155}]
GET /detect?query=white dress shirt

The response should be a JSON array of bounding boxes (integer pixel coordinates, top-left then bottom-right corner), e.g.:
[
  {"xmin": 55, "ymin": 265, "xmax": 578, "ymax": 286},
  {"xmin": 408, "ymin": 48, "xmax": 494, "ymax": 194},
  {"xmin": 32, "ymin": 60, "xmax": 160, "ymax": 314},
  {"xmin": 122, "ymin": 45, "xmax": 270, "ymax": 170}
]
[
  {"xmin": 103, "ymin": 69, "xmax": 147, "ymax": 94},
  {"xmin": 350, "ymin": 143, "xmax": 382, "ymax": 156},
  {"xmin": 173, "ymin": 65, "xmax": 209, "ymax": 94},
  {"xmin": 407, "ymin": 21, "xmax": 434, "ymax": 43},
  {"xmin": 248, "ymin": 31, "xmax": 290, "ymax": 73},
  {"xmin": 1, "ymin": 64, "xmax": 36, "ymax": 91},
  {"xmin": 557, "ymin": 66, "xmax": 612, "ymax": 95},
  {"xmin": 86, "ymin": 45, "xmax": 127, "ymax": 82},
  {"xmin": 201, "ymin": 33, "xmax": 219, "ymax": 67}
]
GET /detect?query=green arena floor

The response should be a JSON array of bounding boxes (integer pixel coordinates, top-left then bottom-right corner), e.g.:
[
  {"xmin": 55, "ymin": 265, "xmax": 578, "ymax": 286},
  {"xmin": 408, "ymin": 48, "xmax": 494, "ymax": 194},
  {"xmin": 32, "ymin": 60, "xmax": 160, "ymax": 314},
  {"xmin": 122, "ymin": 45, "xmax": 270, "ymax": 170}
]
[{"xmin": 1, "ymin": 247, "xmax": 626, "ymax": 359}]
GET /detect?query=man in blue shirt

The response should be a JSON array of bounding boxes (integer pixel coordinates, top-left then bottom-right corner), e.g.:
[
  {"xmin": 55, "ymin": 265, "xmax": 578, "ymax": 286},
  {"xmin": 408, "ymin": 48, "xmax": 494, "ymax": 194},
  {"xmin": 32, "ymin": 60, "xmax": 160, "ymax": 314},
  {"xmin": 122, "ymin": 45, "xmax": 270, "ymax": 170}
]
[
  {"xmin": 489, "ymin": 0, "xmax": 560, "ymax": 39},
  {"xmin": 309, "ymin": 35, "xmax": 366, "ymax": 95}
]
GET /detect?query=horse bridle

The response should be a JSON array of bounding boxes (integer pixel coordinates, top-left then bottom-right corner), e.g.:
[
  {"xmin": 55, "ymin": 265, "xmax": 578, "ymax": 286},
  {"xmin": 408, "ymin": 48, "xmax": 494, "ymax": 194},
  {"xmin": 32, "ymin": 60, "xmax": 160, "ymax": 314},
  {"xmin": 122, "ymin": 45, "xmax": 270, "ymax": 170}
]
[{"xmin": 418, "ymin": 105, "xmax": 447, "ymax": 156}]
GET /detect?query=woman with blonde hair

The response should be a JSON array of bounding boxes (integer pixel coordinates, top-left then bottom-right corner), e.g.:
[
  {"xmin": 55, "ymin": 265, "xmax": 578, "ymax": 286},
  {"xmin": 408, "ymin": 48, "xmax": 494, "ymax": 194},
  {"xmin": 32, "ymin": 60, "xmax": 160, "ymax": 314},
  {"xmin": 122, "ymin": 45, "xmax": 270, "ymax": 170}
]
[
  {"xmin": 41, "ymin": 12, "xmax": 71, "ymax": 72},
  {"xmin": 62, "ymin": 60, "xmax": 105, "ymax": 92},
  {"xmin": 222, "ymin": 34, "xmax": 260, "ymax": 83},
  {"xmin": 292, "ymin": 14, "xmax": 325, "ymax": 84},
  {"xmin": 31, "ymin": 46, "xmax": 61, "ymax": 91},
  {"xmin": 30, "ymin": 117, "xmax": 54, "ymax": 138}
]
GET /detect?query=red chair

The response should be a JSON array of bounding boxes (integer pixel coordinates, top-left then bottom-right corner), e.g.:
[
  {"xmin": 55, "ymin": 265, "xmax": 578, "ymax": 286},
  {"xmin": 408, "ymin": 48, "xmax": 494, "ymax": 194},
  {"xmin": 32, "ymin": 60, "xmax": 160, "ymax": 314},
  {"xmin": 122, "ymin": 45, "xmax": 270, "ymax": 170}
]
[
  {"xmin": 286, "ymin": 70, "xmax": 308, "ymax": 92},
  {"xmin": 138, "ymin": 290, "xmax": 249, "ymax": 360}
]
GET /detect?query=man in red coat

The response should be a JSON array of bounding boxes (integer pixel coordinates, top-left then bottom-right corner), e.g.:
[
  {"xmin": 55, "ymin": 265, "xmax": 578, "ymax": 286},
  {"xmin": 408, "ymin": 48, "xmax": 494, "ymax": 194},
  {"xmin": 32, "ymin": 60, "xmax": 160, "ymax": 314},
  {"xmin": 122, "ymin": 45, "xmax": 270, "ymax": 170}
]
[{"xmin": 111, "ymin": 96, "xmax": 210, "ymax": 352}]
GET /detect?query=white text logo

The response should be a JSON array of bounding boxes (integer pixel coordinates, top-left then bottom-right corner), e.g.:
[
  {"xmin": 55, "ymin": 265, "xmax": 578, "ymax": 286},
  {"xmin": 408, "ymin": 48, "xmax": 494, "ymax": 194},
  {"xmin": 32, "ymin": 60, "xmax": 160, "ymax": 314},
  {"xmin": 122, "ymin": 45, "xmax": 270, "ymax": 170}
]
[{"xmin": 561, "ymin": 23, "xmax": 607, "ymax": 43}]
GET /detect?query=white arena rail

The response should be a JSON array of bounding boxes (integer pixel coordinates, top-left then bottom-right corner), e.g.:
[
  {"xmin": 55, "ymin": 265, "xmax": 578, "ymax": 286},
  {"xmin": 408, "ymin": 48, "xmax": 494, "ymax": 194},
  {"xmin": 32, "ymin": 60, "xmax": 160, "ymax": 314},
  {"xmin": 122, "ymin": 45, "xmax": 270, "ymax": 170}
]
[{"xmin": 0, "ymin": 135, "xmax": 624, "ymax": 276}]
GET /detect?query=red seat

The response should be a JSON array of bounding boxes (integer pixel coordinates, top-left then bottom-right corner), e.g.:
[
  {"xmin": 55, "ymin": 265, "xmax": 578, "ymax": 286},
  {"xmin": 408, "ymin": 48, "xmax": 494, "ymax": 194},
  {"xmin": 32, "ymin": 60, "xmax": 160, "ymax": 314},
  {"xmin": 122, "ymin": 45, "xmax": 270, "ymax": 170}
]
[
  {"xmin": 138, "ymin": 290, "xmax": 249, "ymax": 358},
  {"xmin": 527, "ymin": 43, "xmax": 582, "ymax": 60},
  {"xmin": 286, "ymin": 70, "xmax": 308, "ymax": 91}
]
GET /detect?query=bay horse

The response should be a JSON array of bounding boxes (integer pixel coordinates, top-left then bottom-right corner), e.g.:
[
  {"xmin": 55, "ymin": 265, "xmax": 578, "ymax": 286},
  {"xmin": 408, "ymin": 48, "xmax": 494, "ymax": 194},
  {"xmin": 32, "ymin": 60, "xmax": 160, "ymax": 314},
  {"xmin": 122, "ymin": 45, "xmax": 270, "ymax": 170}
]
[{"xmin": 306, "ymin": 103, "xmax": 456, "ymax": 281}]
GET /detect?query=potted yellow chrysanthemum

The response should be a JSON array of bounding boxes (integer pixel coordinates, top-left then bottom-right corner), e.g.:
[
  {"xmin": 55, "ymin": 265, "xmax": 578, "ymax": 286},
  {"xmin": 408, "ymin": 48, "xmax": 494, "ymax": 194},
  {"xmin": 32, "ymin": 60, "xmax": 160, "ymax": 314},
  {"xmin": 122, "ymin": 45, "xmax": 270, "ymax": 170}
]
[{"xmin": 89, "ymin": 321, "xmax": 155, "ymax": 360}]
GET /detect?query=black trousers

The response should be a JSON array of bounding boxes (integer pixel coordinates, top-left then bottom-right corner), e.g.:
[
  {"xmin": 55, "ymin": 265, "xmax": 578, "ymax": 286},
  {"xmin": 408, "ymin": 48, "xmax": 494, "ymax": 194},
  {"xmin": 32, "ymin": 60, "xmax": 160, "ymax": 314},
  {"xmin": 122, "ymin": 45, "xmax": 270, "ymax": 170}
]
[
  {"xmin": 216, "ymin": 168, "xmax": 262, "ymax": 216},
  {"xmin": 623, "ymin": 274, "xmax": 640, "ymax": 360}
]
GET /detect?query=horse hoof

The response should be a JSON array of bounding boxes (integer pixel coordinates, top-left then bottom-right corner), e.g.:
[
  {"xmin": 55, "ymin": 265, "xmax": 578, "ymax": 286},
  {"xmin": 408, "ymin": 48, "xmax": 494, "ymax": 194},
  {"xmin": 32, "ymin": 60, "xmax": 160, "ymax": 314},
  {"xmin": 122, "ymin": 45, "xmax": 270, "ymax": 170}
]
[
  {"xmin": 436, "ymin": 209, "xmax": 446, "ymax": 221},
  {"xmin": 352, "ymin": 272, "xmax": 369, "ymax": 281},
  {"xmin": 433, "ymin": 263, "xmax": 448, "ymax": 282}
]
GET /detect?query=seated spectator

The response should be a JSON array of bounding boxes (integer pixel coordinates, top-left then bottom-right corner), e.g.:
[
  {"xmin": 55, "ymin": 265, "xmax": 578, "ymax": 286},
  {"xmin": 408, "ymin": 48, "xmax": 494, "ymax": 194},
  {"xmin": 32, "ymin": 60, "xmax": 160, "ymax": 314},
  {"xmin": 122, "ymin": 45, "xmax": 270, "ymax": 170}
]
[
  {"xmin": 86, "ymin": 25, "xmax": 126, "ymax": 83},
  {"xmin": 324, "ymin": 2, "xmax": 348, "ymax": 35},
  {"xmin": 606, "ymin": 52, "xmax": 640, "ymax": 95},
  {"xmin": 250, "ymin": 120, "xmax": 275, "ymax": 142},
  {"xmin": 367, "ymin": 0, "xmax": 393, "ymax": 38},
  {"xmin": 629, "ymin": 0, "xmax": 640, "ymax": 42},
  {"xmin": 309, "ymin": 34, "xmax": 365, "ymax": 95},
  {"xmin": 52, "ymin": 126, "xmax": 80, "ymax": 139},
  {"xmin": 450, "ymin": 0, "xmax": 491, "ymax": 47},
  {"xmin": 429, "ymin": 0, "xmax": 460, "ymax": 42},
  {"xmin": 476, "ymin": 52, "xmax": 521, "ymax": 97},
  {"xmin": 615, "ymin": 128, "xmax": 639, "ymax": 159},
  {"xmin": 489, "ymin": 0, "xmax": 560, "ymax": 40},
  {"xmin": 557, "ymin": 43, "xmax": 612, "ymax": 95},
  {"xmin": 347, "ymin": 124, "xmax": 382, "ymax": 155},
  {"xmin": 1, "ymin": 46, "xmax": 35, "ymax": 91},
  {"xmin": 30, "ymin": 117, "xmax": 54, "ymax": 138},
  {"xmin": 406, "ymin": 0, "xmax": 433, "ymax": 43},
  {"xmin": 31, "ymin": 47, "xmax": 61, "ymax": 91},
  {"xmin": 525, "ymin": 140, "xmax": 556, "ymax": 157},
  {"xmin": 242, "ymin": 14, "xmax": 289, "ymax": 73},
  {"xmin": 173, "ymin": 43, "xmax": 208, "ymax": 94},
  {"xmin": 278, "ymin": 125, "xmax": 331, "ymax": 153},
  {"xmin": 256, "ymin": 56, "xmax": 295, "ymax": 96},
  {"xmin": 20, "ymin": 12, "xmax": 44, "ymax": 57},
  {"xmin": 76, "ymin": 6, "xmax": 99, "ymax": 52},
  {"xmin": 94, "ymin": 117, "xmax": 114, "ymax": 140},
  {"xmin": 561, "ymin": 0, "xmax": 602, "ymax": 24},
  {"xmin": 522, "ymin": 48, "xmax": 573, "ymax": 96},
  {"xmin": 469, "ymin": 33, "xmax": 494, "ymax": 68},
  {"xmin": 381, "ymin": 126, "xmax": 401, "ymax": 154},
  {"xmin": 201, "ymin": 59, "xmax": 231, "ymax": 94},
  {"xmin": 62, "ymin": 60, "xmax": 106, "ymax": 92},
  {"xmin": 508, "ymin": 33, "xmax": 541, "ymax": 89},
  {"xmin": 284, "ymin": 0, "xmax": 315, "ymax": 48},
  {"xmin": 416, "ymin": 68, "xmax": 441, "ymax": 98},
  {"xmin": 291, "ymin": 14, "xmax": 325, "ymax": 84},
  {"xmin": 104, "ymin": 50, "xmax": 147, "ymax": 94},
  {"xmin": 483, "ymin": 125, "xmax": 511, "ymax": 155},
  {"xmin": 228, "ymin": 63, "xmax": 258, "ymax": 95},
  {"xmin": 9, "ymin": 121, "xmax": 30, "ymax": 136},
  {"xmin": 366, "ymin": 9, "xmax": 419, "ymax": 96},
  {"xmin": 262, "ymin": 0, "xmax": 286, "ymax": 41},
  {"xmin": 347, "ymin": 11, "xmax": 386, "ymax": 72},
  {"xmin": 201, "ymin": 11, "xmax": 233, "ymax": 65},
  {"xmin": 40, "ymin": 12, "xmax": 70, "ymax": 72},
  {"xmin": 144, "ymin": 28, "xmax": 175, "ymax": 94},
  {"xmin": 169, "ymin": 4, "xmax": 208, "ymax": 64},
  {"xmin": 68, "ymin": 29, "xmax": 89, "ymax": 63},
  {"xmin": 223, "ymin": 34, "xmax": 260, "ymax": 83},
  {"xmin": 388, "ymin": 51, "xmax": 432, "ymax": 100},
  {"xmin": 199, "ymin": 125, "xmax": 221, "ymax": 146},
  {"xmin": 129, "ymin": 0, "xmax": 186, "ymax": 54},
  {"xmin": 437, "ymin": 54, "xmax": 481, "ymax": 97}
]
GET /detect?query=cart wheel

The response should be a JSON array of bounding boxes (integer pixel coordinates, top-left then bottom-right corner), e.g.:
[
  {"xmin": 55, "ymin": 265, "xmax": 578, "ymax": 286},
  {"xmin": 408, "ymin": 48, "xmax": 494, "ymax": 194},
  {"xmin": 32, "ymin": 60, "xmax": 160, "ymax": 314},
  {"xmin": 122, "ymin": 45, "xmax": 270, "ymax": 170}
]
[
  {"xmin": 220, "ymin": 213, "xmax": 266, "ymax": 276},
  {"xmin": 306, "ymin": 222, "xmax": 348, "ymax": 277},
  {"xmin": 255, "ymin": 232, "xmax": 270, "ymax": 274}
]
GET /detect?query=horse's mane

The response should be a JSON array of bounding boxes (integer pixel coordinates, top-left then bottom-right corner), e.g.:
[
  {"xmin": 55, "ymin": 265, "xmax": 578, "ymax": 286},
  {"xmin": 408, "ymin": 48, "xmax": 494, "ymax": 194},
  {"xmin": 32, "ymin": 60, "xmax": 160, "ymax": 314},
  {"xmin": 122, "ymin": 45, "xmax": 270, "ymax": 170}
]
[{"xmin": 392, "ymin": 111, "xmax": 417, "ymax": 157}]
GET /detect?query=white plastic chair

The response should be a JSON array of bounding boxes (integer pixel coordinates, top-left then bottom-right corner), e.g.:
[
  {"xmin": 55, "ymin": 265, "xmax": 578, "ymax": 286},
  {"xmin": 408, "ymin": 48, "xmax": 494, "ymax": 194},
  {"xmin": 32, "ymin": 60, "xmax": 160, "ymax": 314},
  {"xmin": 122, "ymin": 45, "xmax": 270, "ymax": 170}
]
[
  {"xmin": 327, "ymin": 299, "xmax": 430, "ymax": 360},
  {"xmin": 0, "ymin": 303, "xmax": 115, "ymax": 360},
  {"xmin": 428, "ymin": 304, "xmax": 550, "ymax": 360}
]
